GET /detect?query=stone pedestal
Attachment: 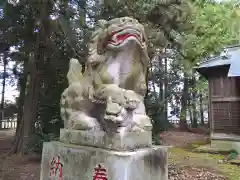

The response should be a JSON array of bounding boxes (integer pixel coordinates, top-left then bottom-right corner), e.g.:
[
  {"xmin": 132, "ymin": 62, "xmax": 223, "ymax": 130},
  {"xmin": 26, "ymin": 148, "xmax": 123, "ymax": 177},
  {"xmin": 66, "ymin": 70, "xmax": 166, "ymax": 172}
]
[
  {"xmin": 40, "ymin": 129, "xmax": 168, "ymax": 180},
  {"xmin": 211, "ymin": 133, "xmax": 240, "ymax": 151}
]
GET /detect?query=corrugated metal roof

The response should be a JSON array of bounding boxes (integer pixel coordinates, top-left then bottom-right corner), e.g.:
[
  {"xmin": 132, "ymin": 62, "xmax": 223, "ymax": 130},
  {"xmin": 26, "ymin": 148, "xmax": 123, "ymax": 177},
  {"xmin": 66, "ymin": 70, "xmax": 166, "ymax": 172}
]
[
  {"xmin": 228, "ymin": 49, "xmax": 240, "ymax": 77},
  {"xmin": 196, "ymin": 44, "xmax": 240, "ymax": 69}
]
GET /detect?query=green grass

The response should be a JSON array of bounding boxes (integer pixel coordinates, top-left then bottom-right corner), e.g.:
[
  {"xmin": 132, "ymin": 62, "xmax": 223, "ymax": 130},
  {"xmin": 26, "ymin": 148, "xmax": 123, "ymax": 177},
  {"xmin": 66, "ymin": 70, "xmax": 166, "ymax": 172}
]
[
  {"xmin": 182, "ymin": 139, "xmax": 210, "ymax": 150},
  {"xmin": 168, "ymin": 142, "xmax": 240, "ymax": 180}
]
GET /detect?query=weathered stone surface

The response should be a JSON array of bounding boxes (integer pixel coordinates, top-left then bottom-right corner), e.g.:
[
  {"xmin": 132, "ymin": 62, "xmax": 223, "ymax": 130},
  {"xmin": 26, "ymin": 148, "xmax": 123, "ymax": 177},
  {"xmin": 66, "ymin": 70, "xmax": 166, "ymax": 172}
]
[
  {"xmin": 40, "ymin": 141, "xmax": 168, "ymax": 180},
  {"xmin": 211, "ymin": 133, "xmax": 240, "ymax": 151},
  {"xmin": 59, "ymin": 129, "xmax": 152, "ymax": 151},
  {"xmin": 211, "ymin": 133, "xmax": 240, "ymax": 141},
  {"xmin": 60, "ymin": 17, "xmax": 153, "ymax": 133},
  {"xmin": 232, "ymin": 142, "xmax": 240, "ymax": 153},
  {"xmin": 211, "ymin": 140, "xmax": 234, "ymax": 151}
]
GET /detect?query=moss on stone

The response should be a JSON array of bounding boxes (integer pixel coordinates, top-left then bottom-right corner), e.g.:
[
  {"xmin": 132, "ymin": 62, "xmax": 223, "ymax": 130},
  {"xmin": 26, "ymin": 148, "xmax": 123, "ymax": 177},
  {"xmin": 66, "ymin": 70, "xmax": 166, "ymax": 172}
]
[{"xmin": 182, "ymin": 139, "xmax": 210, "ymax": 150}]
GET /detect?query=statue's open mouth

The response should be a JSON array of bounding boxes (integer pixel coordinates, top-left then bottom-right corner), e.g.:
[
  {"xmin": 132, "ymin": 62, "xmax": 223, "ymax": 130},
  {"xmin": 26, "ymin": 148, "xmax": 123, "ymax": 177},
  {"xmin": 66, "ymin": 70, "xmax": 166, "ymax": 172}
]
[{"xmin": 108, "ymin": 28, "xmax": 143, "ymax": 46}]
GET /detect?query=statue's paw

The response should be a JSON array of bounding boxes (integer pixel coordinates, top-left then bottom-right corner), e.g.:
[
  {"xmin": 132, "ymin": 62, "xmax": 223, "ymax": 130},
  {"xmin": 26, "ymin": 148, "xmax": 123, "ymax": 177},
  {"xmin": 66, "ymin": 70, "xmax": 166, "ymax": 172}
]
[
  {"xmin": 133, "ymin": 114, "xmax": 152, "ymax": 131},
  {"xmin": 117, "ymin": 124, "xmax": 145, "ymax": 133},
  {"xmin": 123, "ymin": 90, "xmax": 141, "ymax": 109},
  {"xmin": 68, "ymin": 112, "xmax": 101, "ymax": 131},
  {"xmin": 118, "ymin": 124, "xmax": 149, "ymax": 133},
  {"xmin": 104, "ymin": 114, "xmax": 124, "ymax": 124},
  {"xmin": 117, "ymin": 126, "xmax": 129, "ymax": 133},
  {"xmin": 131, "ymin": 125, "xmax": 145, "ymax": 132}
]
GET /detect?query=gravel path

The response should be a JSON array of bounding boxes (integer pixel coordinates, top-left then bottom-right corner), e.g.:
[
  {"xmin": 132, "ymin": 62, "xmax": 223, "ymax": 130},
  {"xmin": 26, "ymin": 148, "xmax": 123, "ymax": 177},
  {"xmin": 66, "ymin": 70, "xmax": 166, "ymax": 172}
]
[
  {"xmin": 168, "ymin": 164, "xmax": 226, "ymax": 180},
  {"xmin": 160, "ymin": 130, "xmax": 208, "ymax": 147}
]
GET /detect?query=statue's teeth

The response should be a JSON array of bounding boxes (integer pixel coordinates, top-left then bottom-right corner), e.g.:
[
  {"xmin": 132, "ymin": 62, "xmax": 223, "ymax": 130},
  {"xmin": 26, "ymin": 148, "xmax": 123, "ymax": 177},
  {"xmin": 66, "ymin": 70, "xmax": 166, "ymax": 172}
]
[{"xmin": 112, "ymin": 35, "xmax": 117, "ymax": 42}]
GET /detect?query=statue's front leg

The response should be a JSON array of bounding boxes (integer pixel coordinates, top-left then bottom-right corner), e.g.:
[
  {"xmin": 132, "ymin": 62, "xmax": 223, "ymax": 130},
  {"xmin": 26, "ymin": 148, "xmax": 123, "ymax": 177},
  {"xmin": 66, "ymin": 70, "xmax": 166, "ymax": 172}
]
[
  {"xmin": 122, "ymin": 89, "xmax": 142, "ymax": 110},
  {"xmin": 67, "ymin": 111, "xmax": 101, "ymax": 131},
  {"xmin": 61, "ymin": 83, "xmax": 101, "ymax": 131}
]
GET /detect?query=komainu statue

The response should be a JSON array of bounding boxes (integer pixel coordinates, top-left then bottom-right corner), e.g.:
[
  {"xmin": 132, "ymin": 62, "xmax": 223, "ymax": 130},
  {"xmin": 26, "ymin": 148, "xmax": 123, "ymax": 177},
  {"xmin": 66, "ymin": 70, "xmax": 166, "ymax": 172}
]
[{"xmin": 60, "ymin": 17, "xmax": 152, "ymax": 133}]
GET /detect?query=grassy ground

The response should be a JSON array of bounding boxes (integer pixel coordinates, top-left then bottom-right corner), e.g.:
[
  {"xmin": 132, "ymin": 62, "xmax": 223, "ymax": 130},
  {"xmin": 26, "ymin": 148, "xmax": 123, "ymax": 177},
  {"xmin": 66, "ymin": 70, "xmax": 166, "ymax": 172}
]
[{"xmin": 168, "ymin": 144, "xmax": 240, "ymax": 180}]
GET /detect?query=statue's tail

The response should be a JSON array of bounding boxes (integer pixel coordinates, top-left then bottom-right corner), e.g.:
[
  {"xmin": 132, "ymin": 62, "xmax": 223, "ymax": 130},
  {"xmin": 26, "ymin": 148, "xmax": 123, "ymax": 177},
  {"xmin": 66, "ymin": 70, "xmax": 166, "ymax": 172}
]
[{"xmin": 67, "ymin": 58, "xmax": 83, "ymax": 85}]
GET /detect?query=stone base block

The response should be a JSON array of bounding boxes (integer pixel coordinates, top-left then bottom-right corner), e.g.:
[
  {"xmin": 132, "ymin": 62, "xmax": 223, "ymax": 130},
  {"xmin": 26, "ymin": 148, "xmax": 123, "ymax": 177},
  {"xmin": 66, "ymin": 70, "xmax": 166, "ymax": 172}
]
[
  {"xmin": 232, "ymin": 142, "xmax": 240, "ymax": 153},
  {"xmin": 40, "ymin": 141, "xmax": 168, "ymax": 180},
  {"xmin": 211, "ymin": 133, "xmax": 240, "ymax": 151},
  {"xmin": 59, "ymin": 129, "xmax": 152, "ymax": 151},
  {"xmin": 211, "ymin": 140, "xmax": 234, "ymax": 151}
]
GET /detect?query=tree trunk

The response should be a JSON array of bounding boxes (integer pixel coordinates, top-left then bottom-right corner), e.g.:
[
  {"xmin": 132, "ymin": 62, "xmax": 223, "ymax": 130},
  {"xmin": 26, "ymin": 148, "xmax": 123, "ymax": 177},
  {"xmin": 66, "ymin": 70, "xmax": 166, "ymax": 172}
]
[
  {"xmin": 163, "ymin": 49, "xmax": 168, "ymax": 122},
  {"xmin": 158, "ymin": 55, "xmax": 164, "ymax": 111},
  {"xmin": 188, "ymin": 98, "xmax": 193, "ymax": 124},
  {"xmin": 149, "ymin": 58, "xmax": 158, "ymax": 105},
  {"xmin": 1, "ymin": 53, "xmax": 7, "ymax": 109},
  {"xmin": 13, "ymin": 0, "xmax": 50, "ymax": 155},
  {"xmin": 199, "ymin": 92, "xmax": 205, "ymax": 125},
  {"xmin": 179, "ymin": 73, "xmax": 189, "ymax": 130},
  {"xmin": 191, "ymin": 75, "xmax": 198, "ymax": 128},
  {"xmin": 21, "ymin": 53, "xmax": 41, "ymax": 154},
  {"xmin": 144, "ymin": 65, "xmax": 149, "ymax": 114},
  {"xmin": 12, "ymin": 53, "xmax": 41, "ymax": 155},
  {"xmin": 10, "ymin": 58, "xmax": 29, "ymax": 154}
]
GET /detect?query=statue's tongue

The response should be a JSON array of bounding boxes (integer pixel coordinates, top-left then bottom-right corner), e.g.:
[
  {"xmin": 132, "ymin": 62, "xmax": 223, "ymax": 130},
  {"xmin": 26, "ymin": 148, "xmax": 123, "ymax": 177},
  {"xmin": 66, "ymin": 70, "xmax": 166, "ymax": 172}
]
[
  {"xmin": 109, "ymin": 32, "xmax": 140, "ymax": 44},
  {"xmin": 117, "ymin": 33, "xmax": 139, "ymax": 42}
]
